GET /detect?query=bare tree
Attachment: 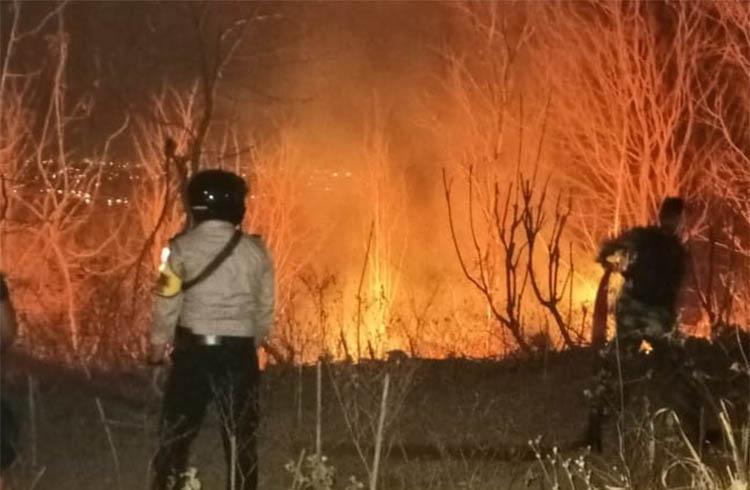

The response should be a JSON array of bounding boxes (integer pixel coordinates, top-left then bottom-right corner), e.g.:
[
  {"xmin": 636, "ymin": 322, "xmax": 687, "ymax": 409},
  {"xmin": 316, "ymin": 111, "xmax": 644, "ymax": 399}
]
[
  {"xmin": 692, "ymin": 2, "xmax": 750, "ymax": 330},
  {"xmin": 437, "ymin": 3, "xmax": 583, "ymax": 353},
  {"xmin": 0, "ymin": 0, "xmax": 68, "ymax": 270},
  {"xmin": 443, "ymin": 168, "xmax": 530, "ymax": 353},
  {"xmin": 520, "ymin": 174, "xmax": 581, "ymax": 347},
  {"xmin": 2, "ymin": 3, "xmax": 129, "ymax": 354},
  {"xmin": 443, "ymin": 164, "xmax": 581, "ymax": 354},
  {"xmin": 532, "ymin": 1, "xmax": 719, "ymax": 246}
]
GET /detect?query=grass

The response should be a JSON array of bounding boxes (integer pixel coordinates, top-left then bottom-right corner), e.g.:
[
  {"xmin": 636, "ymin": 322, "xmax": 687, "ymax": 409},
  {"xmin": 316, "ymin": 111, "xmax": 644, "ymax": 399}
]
[{"xmin": 1, "ymin": 343, "xmax": 749, "ymax": 490}]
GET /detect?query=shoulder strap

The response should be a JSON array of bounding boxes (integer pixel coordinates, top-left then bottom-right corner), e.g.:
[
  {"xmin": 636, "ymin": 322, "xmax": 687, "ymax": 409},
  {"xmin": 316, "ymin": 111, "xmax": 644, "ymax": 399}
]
[{"xmin": 182, "ymin": 230, "xmax": 243, "ymax": 292}]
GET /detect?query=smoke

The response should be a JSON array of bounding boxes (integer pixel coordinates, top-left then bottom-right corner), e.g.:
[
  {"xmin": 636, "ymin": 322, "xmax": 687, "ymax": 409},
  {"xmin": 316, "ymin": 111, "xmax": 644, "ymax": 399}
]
[
  {"xmin": 255, "ymin": 2, "xmax": 461, "ymax": 283},
  {"xmin": 237, "ymin": 2, "xmax": 602, "ymax": 356},
  {"xmin": 4, "ymin": 1, "xmax": 608, "ymax": 359}
]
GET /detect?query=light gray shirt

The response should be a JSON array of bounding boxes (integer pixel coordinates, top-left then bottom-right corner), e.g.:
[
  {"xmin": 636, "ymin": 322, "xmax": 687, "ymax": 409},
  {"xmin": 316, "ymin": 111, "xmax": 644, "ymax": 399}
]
[{"xmin": 150, "ymin": 220, "xmax": 275, "ymax": 346}]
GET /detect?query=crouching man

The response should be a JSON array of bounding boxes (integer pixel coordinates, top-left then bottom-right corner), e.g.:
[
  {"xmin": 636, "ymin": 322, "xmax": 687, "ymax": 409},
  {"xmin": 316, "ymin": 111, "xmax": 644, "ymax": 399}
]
[{"xmin": 148, "ymin": 170, "xmax": 274, "ymax": 490}]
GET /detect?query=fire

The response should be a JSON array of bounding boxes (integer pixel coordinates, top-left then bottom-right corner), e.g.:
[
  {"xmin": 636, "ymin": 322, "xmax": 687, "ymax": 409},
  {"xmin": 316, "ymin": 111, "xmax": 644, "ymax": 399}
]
[
  {"xmin": 639, "ymin": 339, "xmax": 653, "ymax": 355},
  {"xmin": 8, "ymin": 1, "xmax": 740, "ymax": 365}
]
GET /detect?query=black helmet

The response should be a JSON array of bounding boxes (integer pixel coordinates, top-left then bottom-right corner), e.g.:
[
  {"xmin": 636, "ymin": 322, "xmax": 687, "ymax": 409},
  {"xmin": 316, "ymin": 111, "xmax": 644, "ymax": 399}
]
[{"xmin": 187, "ymin": 169, "xmax": 248, "ymax": 225}]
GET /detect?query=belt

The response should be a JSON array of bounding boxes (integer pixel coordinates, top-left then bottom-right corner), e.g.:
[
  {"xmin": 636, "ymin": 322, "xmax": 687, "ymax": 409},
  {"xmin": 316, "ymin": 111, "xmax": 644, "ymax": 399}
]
[
  {"xmin": 195, "ymin": 334, "xmax": 222, "ymax": 346},
  {"xmin": 175, "ymin": 326, "xmax": 254, "ymax": 348}
]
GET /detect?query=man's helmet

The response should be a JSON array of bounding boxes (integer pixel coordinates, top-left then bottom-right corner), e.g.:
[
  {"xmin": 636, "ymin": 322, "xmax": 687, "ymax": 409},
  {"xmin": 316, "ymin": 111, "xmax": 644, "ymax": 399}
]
[{"xmin": 187, "ymin": 169, "xmax": 248, "ymax": 225}]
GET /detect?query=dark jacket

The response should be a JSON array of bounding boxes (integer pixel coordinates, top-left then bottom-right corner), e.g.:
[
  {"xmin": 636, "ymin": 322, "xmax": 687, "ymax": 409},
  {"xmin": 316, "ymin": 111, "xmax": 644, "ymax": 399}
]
[{"xmin": 598, "ymin": 226, "xmax": 686, "ymax": 309}]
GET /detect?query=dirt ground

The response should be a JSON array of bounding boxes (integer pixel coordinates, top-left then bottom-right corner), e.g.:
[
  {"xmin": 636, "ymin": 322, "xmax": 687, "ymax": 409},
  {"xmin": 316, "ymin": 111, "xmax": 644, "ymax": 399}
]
[{"xmin": 0, "ymin": 349, "xmax": 597, "ymax": 490}]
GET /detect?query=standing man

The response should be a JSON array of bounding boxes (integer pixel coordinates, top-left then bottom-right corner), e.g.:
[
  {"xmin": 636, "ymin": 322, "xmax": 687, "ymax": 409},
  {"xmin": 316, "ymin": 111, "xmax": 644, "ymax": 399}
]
[
  {"xmin": 148, "ymin": 169, "xmax": 274, "ymax": 490},
  {"xmin": 585, "ymin": 197, "xmax": 687, "ymax": 451},
  {"xmin": 597, "ymin": 197, "xmax": 687, "ymax": 353}
]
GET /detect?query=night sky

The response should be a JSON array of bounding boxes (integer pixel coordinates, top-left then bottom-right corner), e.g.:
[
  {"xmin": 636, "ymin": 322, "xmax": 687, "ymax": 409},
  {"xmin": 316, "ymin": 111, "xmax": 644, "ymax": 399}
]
[{"xmin": 2, "ymin": 1, "xmax": 455, "ymax": 158}]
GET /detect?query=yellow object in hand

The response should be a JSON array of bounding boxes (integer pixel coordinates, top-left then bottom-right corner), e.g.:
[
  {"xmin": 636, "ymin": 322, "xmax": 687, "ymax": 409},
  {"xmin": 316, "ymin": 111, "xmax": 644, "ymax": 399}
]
[{"xmin": 155, "ymin": 247, "xmax": 182, "ymax": 297}]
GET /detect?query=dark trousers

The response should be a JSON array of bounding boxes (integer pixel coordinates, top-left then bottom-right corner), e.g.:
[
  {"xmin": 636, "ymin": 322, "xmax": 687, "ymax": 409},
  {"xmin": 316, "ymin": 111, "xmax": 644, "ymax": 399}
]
[
  {"xmin": 152, "ymin": 328, "xmax": 260, "ymax": 490},
  {"xmin": 0, "ymin": 396, "xmax": 18, "ymax": 472},
  {"xmin": 584, "ymin": 334, "xmax": 691, "ymax": 453}
]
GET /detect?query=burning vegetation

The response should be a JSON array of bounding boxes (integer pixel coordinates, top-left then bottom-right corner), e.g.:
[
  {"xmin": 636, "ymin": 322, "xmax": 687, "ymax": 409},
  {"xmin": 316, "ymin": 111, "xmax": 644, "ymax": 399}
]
[
  {"xmin": 1, "ymin": 1, "xmax": 750, "ymax": 363},
  {"xmin": 6, "ymin": 3, "xmax": 750, "ymax": 490}
]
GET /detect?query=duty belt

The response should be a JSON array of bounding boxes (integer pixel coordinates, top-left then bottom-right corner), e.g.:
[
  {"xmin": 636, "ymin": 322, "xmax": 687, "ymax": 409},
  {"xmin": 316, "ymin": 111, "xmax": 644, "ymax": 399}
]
[
  {"xmin": 196, "ymin": 334, "xmax": 222, "ymax": 346},
  {"xmin": 176, "ymin": 326, "xmax": 254, "ymax": 348}
]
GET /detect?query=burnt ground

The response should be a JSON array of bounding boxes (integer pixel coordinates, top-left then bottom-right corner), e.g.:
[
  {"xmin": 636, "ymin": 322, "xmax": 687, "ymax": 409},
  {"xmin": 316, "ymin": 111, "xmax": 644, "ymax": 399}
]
[{"xmin": 0, "ymin": 347, "xmax": 683, "ymax": 489}]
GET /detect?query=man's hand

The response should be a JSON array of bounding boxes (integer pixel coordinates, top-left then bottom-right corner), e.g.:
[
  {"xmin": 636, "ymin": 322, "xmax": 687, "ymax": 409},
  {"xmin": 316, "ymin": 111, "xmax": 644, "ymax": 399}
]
[
  {"xmin": 605, "ymin": 249, "xmax": 632, "ymax": 273},
  {"xmin": 147, "ymin": 343, "xmax": 168, "ymax": 366}
]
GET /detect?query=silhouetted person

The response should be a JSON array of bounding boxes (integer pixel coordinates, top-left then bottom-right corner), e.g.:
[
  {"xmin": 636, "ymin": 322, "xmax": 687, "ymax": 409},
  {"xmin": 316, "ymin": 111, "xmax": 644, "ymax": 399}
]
[
  {"xmin": 597, "ymin": 197, "xmax": 687, "ymax": 353},
  {"xmin": 586, "ymin": 197, "xmax": 687, "ymax": 452},
  {"xmin": 148, "ymin": 170, "xmax": 274, "ymax": 490}
]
